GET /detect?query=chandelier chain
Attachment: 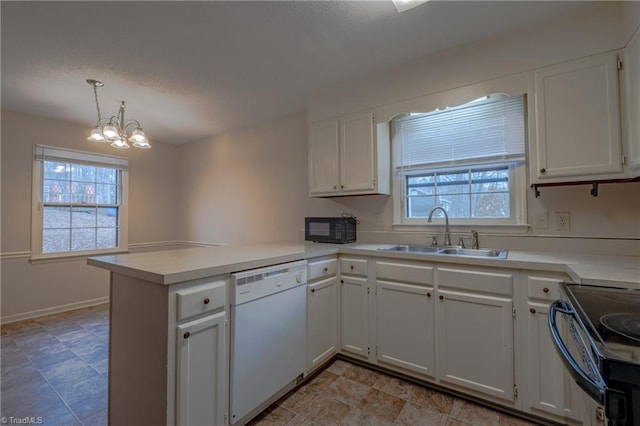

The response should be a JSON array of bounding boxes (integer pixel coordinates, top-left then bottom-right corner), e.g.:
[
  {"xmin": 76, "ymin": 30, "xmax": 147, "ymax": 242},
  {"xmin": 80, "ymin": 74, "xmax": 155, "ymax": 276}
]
[{"xmin": 93, "ymin": 83, "xmax": 102, "ymax": 121}]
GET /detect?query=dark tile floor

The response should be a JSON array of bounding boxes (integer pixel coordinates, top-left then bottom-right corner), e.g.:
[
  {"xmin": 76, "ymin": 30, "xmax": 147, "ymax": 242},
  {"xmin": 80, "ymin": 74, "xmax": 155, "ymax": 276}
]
[
  {"xmin": 1, "ymin": 305, "xmax": 109, "ymax": 426},
  {"xmin": 2, "ymin": 305, "xmax": 539, "ymax": 426}
]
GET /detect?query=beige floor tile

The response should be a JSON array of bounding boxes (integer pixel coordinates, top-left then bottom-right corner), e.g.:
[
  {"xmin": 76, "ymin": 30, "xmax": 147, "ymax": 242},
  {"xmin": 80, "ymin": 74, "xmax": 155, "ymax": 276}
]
[
  {"xmin": 285, "ymin": 415, "xmax": 312, "ymax": 425},
  {"xmin": 373, "ymin": 374, "xmax": 416, "ymax": 400},
  {"xmin": 395, "ymin": 402, "xmax": 447, "ymax": 426},
  {"xmin": 293, "ymin": 394, "xmax": 352, "ymax": 425},
  {"xmin": 326, "ymin": 359, "xmax": 351, "ymax": 376},
  {"xmin": 248, "ymin": 405, "xmax": 296, "ymax": 425},
  {"xmin": 278, "ymin": 386, "xmax": 319, "ymax": 414},
  {"xmin": 409, "ymin": 386, "xmax": 455, "ymax": 414},
  {"xmin": 342, "ymin": 407, "xmax": 395, "ymax": 426},
  {"xmin": 355, "ymin": 388, "xmax": 405, "ymax": 423},
  {"xmin": 326, "ymin": 376, "xmax": 371, "ymax": 406},
  {"xmin": 498, "ymin": 412, "xmax": 541, "ymax": 425},
  {"xmin": 304, "ymin": 370, "xmax": 339, "ymax": 393},
  {"xmin": 449, "ymin": 399, "xmax": 500, "ymax": 426},
  {"xmin": 342, "ymin": 364, "xmax": 382, "ymax": 387}
]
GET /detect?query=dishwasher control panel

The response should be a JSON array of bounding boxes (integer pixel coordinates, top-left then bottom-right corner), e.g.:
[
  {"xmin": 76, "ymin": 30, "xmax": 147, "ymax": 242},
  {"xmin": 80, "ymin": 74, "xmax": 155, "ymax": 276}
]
[{"xmin": 231, "ymin": 260, "xmax": 307, "ymax": 305}]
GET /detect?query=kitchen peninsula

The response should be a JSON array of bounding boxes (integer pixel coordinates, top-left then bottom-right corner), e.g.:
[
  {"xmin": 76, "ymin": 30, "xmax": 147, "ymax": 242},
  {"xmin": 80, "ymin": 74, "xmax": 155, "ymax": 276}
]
[{"xmin": 89, "ymin": 242, "xmax": 640, "ymax": 426}]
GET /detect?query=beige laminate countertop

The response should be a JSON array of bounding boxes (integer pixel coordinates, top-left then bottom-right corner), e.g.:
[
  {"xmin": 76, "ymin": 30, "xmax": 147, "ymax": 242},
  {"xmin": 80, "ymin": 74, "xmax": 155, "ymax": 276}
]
[
  {"xmin": 88, "ymin": 241, "xmax": 640, "ymax": 287},
  {"xmin": 87, "ymin": 242, "xmax": 338, "ymax": 285}
]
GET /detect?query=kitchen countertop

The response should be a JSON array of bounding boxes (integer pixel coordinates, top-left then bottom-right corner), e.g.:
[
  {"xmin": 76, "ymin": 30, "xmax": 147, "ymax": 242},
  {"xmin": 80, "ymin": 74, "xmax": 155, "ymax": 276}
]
[{"xmin": 88, "ymin": 241, "xmax": 640, "ymax": 287}]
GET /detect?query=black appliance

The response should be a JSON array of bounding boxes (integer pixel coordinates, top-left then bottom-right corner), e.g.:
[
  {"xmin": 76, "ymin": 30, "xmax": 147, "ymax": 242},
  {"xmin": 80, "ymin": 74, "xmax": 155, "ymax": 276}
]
[
  {"xmin": 305, "ymin": 217, "xmax": 356, "ymax": 244},
  {"xmin": 549, "ymin": 283, "xmax": 640, "ymax": 426}
]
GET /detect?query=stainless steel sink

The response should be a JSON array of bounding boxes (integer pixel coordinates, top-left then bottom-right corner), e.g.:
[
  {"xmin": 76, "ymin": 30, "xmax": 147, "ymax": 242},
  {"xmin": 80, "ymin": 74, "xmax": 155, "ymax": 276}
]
[
  {"xmin": 437, "ymin": 247, "xmax": 508, "ymax": 259},
  {"xmin": 379, "ymin": 245, "xmax": 508, "ymax": 259},
  {"xmin": 380, "ymin": 245, "xmax": 440, "ymax": 253}
]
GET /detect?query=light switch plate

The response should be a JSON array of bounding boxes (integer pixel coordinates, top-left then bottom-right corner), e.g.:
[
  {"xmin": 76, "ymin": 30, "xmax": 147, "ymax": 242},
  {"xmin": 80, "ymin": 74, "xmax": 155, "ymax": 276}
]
[{"xmin": 534, "ymin": 211, "xmax": 548, "ymax": 229}]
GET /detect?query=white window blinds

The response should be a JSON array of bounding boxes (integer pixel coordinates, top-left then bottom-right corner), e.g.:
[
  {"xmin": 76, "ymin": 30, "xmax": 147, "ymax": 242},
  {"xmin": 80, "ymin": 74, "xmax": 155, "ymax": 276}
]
[
  {"xmin": 394, "ymin": 94, "xmax": 526, "ymax": 172},
  {"xmin": 34, "ymin": 145, "xmax": 128, "ymax": 170}
]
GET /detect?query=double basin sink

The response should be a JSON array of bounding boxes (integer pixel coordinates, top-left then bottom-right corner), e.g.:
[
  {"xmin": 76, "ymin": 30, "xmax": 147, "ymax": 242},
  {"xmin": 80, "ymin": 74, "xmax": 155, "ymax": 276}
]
[{"xmin": 380, "ymin": 244, "xmax": 508, "ymax": 259}]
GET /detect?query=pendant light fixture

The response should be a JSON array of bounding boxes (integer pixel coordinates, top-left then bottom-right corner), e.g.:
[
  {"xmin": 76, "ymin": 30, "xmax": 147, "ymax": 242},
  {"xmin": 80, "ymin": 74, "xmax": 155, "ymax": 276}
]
[{"xmin": 86, "ymin": 79, "xmax": 151, "ymax": 149}]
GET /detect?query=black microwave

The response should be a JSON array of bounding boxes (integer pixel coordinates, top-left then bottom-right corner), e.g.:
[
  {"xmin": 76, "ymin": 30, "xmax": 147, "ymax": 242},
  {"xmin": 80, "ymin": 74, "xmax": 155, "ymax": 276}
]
[{"xmin": 305, "ymin": 217, "xmax": 356, "ymax": 244}]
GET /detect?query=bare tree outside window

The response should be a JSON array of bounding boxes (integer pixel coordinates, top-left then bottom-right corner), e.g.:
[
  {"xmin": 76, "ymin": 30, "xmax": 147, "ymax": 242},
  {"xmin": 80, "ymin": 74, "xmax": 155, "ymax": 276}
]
[{"xmin": 42, "ymin": 161, "xmax": 119, "ymax": 254}]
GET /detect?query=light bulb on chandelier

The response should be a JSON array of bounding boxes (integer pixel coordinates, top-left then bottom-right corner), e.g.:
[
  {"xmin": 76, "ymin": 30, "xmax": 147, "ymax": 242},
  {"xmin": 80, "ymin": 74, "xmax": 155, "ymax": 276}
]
[{"xmin": 86, "ymin": 79, "xmax": 151, "ymax": 149}]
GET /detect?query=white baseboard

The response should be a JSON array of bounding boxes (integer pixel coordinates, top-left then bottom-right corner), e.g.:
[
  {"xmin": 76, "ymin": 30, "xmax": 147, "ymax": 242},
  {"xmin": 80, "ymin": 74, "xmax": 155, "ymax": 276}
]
[{"xmin": 1, "ymin": 296, "xmax": 109, "ymax": 325}]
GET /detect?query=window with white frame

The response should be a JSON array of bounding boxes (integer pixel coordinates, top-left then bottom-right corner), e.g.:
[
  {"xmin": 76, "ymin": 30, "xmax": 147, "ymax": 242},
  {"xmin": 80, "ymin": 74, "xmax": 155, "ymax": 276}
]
[
  {"xmin": 392, "ymin": 94, "xmax": 527, "ymax": 227},
  {"xmin": 32, "ymin": 145, "xmax": 128, "ymax": 259}
]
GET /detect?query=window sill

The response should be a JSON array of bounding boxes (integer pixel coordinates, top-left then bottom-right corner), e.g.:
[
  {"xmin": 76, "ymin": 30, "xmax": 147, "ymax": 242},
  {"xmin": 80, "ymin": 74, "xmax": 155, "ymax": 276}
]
[
  {"xmin": 30, "ymin": 249, "xmax": 129, "ymax": 264},
  {"xmin": 391, "ymin": 223, "xmax": 530, "ymax": 235}
]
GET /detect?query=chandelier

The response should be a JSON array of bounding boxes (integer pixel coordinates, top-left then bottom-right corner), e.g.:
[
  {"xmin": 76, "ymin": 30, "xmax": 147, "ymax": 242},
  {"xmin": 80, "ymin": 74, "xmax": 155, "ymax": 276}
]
[{"xmin": 86, "ymin": 79, "xmax": 151, "ymax": 149}]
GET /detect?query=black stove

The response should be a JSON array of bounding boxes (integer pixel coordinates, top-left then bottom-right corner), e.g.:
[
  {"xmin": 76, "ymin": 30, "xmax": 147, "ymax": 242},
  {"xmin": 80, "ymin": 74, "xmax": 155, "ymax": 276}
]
[{"xmin": 550, "ymin": 283, "xmax": 640, "ymax": 426}]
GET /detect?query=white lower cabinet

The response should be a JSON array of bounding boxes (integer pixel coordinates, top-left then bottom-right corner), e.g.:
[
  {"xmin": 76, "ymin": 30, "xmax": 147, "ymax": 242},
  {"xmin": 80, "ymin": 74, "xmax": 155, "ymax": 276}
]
[
  {"xmin": 435, "ymin": 267, "xmax": 516, "ymax": 405},
  {"xmin": 521, "ymin": 273, "xmax": 589, "ymax": 424},
  {"xmin": 340, "ymin": 275, "xmax": 369, "ymax": 358},
  {"xmin": 375, "ymin": 260, "xmax": 435, "ymax": 378},
  {"xmin": 306, "ymin": 256, "xmax": 339, "ymax": 374},
  {"xmin": 176, "ymin": 311, "xmax": 227, "ymax": 426},
  {"xmin": 109, "ymin": 274, "xmax": 228, "ymax": 426},
  {"xmin": 340, "ymin": 257, "xmax": 370, "ymax": 358},
  {"xmin": 307, "ymin": 276, "xmax": 339, "ymax": 372}
]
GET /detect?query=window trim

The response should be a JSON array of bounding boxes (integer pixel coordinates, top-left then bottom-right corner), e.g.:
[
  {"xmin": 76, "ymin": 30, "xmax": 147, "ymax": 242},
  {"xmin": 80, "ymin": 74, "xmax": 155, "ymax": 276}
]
[
  {"xmin": 30, "ymin": 146, "xmax": 129, "ymax": 261},
  {"xmin": 392, "ymin": 161, "xmax": 528, "ymax": 230}
]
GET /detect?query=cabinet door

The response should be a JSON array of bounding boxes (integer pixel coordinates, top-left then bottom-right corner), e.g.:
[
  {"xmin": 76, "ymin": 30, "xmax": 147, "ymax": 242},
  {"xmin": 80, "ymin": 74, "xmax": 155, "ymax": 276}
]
[
  {"xmin": 530, "ymin": 53, "xmax": 622, "ymax": 182},
  {"xmin": 307, "ymin": 276, "xmax": 338, "ymax": 372},
  {"xmin": 376, "ymin": 280, "xmax": 435, "ymax": 378},
  {"xmin": 523, "ymin": 275, "xmax": 588, "ymax": 424},
  {"xmin": 525, "ymin": 299, "xmax": 588, "ymax": 424},
  {"xmin": 309, "ymin": 119, "xmax": 340, "ymax": 195},
  {"xmin": 176, "ymin": 312, "xmax": 226, "ymax": 426},
  {"xmin": 623, "ymin": 30, "xmax": 640, "ymax": 174},
  {"xmin": 340, "ymin": 111, "xmax": 375, "ymax": 193},
  {"xmin": 437, "ymin": 290, "xmax": 515, "ymax": 403},
  {"xmin": 340, "ymin": 276, "xmax": 369, "ymax": 358}
]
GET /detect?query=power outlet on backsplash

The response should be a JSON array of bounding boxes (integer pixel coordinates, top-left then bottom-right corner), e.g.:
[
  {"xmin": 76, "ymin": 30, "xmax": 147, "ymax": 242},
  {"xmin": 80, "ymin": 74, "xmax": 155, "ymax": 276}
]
[{"xmin": 556, "ymin": 212, "xmax": 571, "ymax": 231}]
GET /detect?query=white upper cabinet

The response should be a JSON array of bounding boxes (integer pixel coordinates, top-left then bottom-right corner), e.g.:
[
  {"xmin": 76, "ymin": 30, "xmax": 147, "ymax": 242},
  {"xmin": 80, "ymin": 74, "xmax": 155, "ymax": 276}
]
[
  {"xmin": 528, "ymin": 52, "xmax": 623, "ymax": 184},
  {"xmin": 622, "ymin": 29, "xmax": 640, "ymax": 175},
  {"xmin": 309, "ymin": 111, "xmax": 390, "ymax": 197}
]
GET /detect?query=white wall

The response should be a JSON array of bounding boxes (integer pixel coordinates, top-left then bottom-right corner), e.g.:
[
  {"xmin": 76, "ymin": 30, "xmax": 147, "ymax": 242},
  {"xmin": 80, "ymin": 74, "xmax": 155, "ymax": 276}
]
[
  {"xmin": 1, "ymin": 109, "xmax": 181, "ymax": 322},
  {"xmin": 179, "ymin": 110, "xmax": 349, "ymax": 244}
]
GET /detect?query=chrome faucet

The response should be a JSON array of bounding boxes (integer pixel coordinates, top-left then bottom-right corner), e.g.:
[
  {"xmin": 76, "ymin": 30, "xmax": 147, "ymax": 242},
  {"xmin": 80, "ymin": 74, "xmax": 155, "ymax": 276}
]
[
  {"xmin": 471, "ymin": 230, "xmax": 479, "ymax": 249},
  {"xmin": 427, "ymin": 207, "xmax": 452, "ymax": 246}
]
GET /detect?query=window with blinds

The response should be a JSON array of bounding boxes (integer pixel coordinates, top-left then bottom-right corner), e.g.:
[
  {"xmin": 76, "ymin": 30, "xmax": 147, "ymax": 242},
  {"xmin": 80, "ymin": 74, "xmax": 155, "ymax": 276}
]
[
  {"xmin": 392, "ymin": 94, "xmax": 527, "ymax": 225},
  {"xmin": 32, "ymin": 145, "xmax": 128, "ymax": 258}
]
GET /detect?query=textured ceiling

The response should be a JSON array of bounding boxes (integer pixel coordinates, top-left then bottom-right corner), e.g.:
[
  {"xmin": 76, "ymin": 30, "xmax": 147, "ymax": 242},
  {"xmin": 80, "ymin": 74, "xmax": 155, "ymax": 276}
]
[{"xmin": 1, "ymin": 1, "xmax": 584, "ymax": 144}]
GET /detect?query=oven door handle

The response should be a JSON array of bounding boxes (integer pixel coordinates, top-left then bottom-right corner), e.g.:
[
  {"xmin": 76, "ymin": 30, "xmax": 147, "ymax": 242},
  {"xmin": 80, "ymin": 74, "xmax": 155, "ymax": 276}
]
[{"xmin": 548, "ymin": 299, "xmax": 606, "ymax": 405}]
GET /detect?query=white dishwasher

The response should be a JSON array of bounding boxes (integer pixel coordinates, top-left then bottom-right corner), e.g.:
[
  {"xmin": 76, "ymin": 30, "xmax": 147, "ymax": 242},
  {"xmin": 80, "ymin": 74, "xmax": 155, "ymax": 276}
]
[{"xmin": 230, "ymin": 260, "xmax": 307, "ymax": 425}]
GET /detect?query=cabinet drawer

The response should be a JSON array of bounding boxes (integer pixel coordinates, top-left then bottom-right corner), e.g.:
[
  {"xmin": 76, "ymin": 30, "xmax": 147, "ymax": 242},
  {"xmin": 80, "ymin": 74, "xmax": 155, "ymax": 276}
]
[
  {"xmin": 376, "ymin": 261, "xmax": 433, "ymax": 286},
  {"xmin": 526, "ymin": 276, "xmax": 561, "ymax": 301},
  {"xmin": 340, "ymin": 258, "xmax": 368, "ymax": 276},
  {"xmin": 308, "ymin": 258, "xmax": 337, "ymax": 281},
  {"xmin": 176, "ymin": 280, "xmax": 226, "ymax": 322}
]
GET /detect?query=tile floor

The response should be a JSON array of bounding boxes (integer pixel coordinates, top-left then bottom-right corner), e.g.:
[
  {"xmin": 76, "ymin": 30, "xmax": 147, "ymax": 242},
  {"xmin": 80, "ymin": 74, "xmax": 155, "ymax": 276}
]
[
  {"xmin": 1, "ymin": 304, "xmax": 109, "ymax": 426},
  {"xmin": 250, "ymin": 360, "xmax": 539, "ymax": 426},
  {"xmin": 1, "ymin": 305, "xmax": 540, "ymax": 426}
]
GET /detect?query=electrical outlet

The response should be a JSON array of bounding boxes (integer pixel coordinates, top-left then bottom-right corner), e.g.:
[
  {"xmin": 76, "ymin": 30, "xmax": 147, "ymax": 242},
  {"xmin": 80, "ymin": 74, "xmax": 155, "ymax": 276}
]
[
  {"xmin": 556, "ymin": 212, "xmax": 571, "ymax": 231},
  {"xmin": 534, "ymin": 211, "xmax": 548, "ymax": 229}
]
